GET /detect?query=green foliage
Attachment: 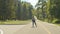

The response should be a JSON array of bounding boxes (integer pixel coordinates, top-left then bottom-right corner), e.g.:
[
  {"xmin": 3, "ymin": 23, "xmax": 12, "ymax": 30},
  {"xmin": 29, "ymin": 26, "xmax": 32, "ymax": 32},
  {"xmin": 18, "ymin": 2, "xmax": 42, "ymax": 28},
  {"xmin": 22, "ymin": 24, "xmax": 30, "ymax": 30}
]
[
  {"xmin": 17, "ymin": 2, "xmax": 33, "ymax": 20},
  {"xmin": 49, "ymin": 0, "xmax": 60, "ymax": 23},
  {"xmin": 36, "ymin": 0, "xmax": 47, "ymax": 21},
  {"xmin": 0, "ymin": 0, "xmax": 18, "ymax": 20},
  {"xmin": 36, "ymin": 0, "xmax": 60, "ymax": 23},
  {"xmin": 0, "ymin": 0, "xmax": 33, "ymax": 21}
]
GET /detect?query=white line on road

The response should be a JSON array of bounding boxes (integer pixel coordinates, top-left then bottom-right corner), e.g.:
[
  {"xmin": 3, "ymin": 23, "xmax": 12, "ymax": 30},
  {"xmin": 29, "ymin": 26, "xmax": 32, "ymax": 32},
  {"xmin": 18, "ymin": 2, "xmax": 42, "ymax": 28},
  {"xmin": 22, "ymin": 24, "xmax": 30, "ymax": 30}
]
[{"xmin": 0, "ymin": 29, "xmax": 3, "ymax": 34}]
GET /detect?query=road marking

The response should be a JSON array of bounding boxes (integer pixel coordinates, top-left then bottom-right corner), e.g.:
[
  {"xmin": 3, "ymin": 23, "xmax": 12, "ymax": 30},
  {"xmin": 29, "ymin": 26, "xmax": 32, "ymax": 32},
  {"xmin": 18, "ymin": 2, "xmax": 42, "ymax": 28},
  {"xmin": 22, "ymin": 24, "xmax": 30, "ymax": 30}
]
[
  {"xmin": 39, "ymin": 22, "xmax": 51, "ymax": 34},
  {"xmin": 0, "ymin": 29, "xmax": 3, "ymax": 34}
]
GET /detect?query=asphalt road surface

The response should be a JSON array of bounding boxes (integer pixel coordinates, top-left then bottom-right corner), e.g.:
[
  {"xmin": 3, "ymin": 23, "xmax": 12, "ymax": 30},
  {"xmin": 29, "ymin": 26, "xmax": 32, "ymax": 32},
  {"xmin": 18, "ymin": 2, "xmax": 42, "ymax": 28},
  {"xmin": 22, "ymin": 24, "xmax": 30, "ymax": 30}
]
[
  {"xmin": 14, "ymin": 20, "xmax": 60, "ymax": 34},
  {"xmin": 0, "ymin": 17, "xmax": 60, "ymax": 34}
]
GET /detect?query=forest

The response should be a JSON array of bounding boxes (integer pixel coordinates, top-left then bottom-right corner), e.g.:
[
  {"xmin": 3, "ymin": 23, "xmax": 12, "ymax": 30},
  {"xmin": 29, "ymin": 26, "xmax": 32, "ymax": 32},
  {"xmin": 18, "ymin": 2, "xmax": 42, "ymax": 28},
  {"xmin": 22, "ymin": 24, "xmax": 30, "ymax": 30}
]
[
  {"xmin": 0, "ymin": 0, "xmax": 33, "ymax": 20},
  {"xmin": 0, "ymin": 0, "xmax": 60, "ymax": 24},
  {"xmin": 36, "ymin": 0, "xmax": 60, "ymax": 24}
]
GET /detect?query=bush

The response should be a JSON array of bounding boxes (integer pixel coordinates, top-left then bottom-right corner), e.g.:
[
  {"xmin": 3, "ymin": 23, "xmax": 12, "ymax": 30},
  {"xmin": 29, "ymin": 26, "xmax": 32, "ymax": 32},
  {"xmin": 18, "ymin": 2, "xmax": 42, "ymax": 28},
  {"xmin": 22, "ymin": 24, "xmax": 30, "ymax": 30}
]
[{"xmin": 55, "ymin": 20, "xmax": 60, "ymax": 24}]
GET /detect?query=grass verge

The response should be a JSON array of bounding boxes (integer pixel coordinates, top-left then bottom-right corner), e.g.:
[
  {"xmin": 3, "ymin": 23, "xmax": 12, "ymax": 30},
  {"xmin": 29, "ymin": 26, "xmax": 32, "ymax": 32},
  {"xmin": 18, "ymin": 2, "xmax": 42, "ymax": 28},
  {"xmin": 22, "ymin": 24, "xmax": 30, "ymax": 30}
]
[
  {"xmin": 0, "ymin": 20, "xmax": 31, "ymax": 25},
  {"xmin": 55, "ymin": 24, "xmax": 60, "ymax": 26}
]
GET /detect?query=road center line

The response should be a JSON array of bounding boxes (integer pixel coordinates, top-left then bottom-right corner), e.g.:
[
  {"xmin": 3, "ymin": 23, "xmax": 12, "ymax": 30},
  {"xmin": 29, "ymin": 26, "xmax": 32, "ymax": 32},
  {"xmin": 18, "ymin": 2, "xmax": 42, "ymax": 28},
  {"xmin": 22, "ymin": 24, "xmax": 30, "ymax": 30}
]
[{"xmin": 39, "ymin": 22, "xmax": 51, "ymax": 34}]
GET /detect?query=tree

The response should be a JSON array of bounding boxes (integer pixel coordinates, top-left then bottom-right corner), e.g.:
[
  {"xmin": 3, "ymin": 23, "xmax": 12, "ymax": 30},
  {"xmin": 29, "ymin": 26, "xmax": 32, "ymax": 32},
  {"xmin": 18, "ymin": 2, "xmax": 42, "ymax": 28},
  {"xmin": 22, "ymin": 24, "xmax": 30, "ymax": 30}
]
[
  {"xmin": 0, "ymin": 0, "xmax": 33, "ymax": 20},
  {"xmin": 16, "ymin": 1, "xmax": 33, "ymax": 20},
  {"xmin": 0, "ymin": 0, "xmax": 18, "ymax": 20},
  {"xmin": 36, "ymin": 0, "xmax": 47, "ymax": 20},
  {"xmin": 16, "ymin": 1, "xmax": 22, "ymax": 20}
]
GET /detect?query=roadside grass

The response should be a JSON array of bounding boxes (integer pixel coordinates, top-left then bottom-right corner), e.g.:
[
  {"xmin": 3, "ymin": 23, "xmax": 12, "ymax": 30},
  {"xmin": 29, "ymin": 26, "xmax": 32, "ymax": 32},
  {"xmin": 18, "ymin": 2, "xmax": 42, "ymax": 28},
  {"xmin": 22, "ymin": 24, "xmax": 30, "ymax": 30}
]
[
  {"xmin": 43, "ymin": 18, "xmax": 60, "ymax": 26},
  {"xmin": 52, "ymin": 19, "xmax": 60, "ymax": 26},
  {"xmin": 0, "ymin": 20, "xmax": 31, "ymax": 25},
  {"xmin": 52, "ymin": 23, "xmax": 60, "ymax": 26},
  {"xmin": 56, "ymin": 23, "xmax": 60, "ymax": 26}
]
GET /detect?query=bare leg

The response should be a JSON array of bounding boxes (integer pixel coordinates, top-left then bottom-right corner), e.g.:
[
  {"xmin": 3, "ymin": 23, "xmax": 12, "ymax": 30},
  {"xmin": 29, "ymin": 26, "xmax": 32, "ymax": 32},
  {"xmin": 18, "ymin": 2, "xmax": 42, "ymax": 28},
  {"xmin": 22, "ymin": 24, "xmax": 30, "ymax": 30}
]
[
  {"xmin": 32, "ymin": 22, "xmax": 34, "ymax": 27},
  {"xmin": 35, "ymin": 22, "xmax": 37, "ymax": 27}
]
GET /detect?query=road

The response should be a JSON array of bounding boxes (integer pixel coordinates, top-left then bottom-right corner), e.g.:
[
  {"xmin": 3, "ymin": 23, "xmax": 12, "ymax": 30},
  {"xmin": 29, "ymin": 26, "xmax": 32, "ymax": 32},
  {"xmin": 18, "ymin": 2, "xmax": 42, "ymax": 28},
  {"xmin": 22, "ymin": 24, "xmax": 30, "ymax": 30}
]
[
  {"xmin": 14, "ymin": 20, "xmax": 60, "ymax": 34},
  {"xmin": 0, "ymin": 19, "xmax": 60, "ymax": 34},
  {"xmin": 0, "ymin": 25, "xmax": 25, "ymax": 34}
]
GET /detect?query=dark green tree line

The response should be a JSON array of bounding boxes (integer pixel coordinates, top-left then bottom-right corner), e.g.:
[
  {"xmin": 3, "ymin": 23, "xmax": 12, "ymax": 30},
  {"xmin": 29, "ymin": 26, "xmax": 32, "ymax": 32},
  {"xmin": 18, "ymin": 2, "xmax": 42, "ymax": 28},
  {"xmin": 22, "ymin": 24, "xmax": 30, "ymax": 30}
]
[
  {"xmin": 36, "ymin": 0, "xmax": 60, "ymax": 23},
  {"xmin": 0, "ymin": 0, "xmax": 33, "ymax": 20}
]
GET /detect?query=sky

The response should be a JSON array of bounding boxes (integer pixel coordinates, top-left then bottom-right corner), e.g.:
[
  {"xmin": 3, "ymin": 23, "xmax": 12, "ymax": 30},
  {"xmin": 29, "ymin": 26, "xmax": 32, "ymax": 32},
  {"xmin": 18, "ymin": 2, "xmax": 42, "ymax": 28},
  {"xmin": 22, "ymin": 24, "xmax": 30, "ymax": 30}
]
[{"xmin": 21, "ymin": 0, "xmax": 38, "ymax": 7}]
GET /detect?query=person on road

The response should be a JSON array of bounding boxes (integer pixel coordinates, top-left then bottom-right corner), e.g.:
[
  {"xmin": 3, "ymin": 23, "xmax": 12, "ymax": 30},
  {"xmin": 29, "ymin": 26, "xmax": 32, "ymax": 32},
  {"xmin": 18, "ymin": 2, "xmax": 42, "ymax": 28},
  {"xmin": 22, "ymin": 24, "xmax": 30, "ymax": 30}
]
[{"xmin": 32, "ymin": 16, "xmax": 37, "ymax": 27}]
